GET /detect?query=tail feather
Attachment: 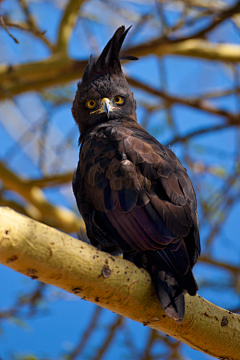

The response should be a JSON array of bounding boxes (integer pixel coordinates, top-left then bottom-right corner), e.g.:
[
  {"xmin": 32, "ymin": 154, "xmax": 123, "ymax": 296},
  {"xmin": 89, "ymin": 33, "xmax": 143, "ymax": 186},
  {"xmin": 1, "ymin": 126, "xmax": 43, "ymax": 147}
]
[
  {"xmin": 154, "ymin": 269, "xmax": 185, "ymax": 322},
  {"xmin": 145, "ymin": 249, "xmax": 198, "ymax": 322}
]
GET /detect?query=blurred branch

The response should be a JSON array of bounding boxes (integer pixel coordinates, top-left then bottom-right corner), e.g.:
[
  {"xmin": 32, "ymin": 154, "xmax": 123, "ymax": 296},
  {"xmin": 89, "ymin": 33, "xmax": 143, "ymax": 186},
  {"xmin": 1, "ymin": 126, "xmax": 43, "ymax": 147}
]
[
  {"xmin": 0, "ymin": 161, "xmax": 83, "ymax": 233},
  {"xmin": 0, "ymin": 198, "xmax": 30, "ymax": 217},
  {"xmin": 55, "ymin": 0, "xmax": 86, "ymax": 54},
  {"xmin": 200, "ymin": 255, "xmax": 240, "ymax": 274},
  {"xmin": 168, "ymin": 124, "xmax": 230, "ymax": 145},
  {"xmin": 1, "ymin": 54, "xmax": 239, "ymax": 128},
  {"xmin": 0, "ymin": 15, "xmax": 19, "ymax": 44},
  {"xmin": 0, "ymin": 207, "xmax": 240, "ymax": 359},
  {"xmin": 131, "ymin": 38, "xmax": 240, "ymax": 62},
  {"xmin": 17, "ymin": 0, "xmax": 53, "ymax": 49},
  {"xmin": 0, "ymin": 55, "xmax": 87, "ymax": 99},
  {"xmin": 91, "ymin": 315, "xmax": 123, "ymax": 360},
  {"xmin": 67, "ymin": 306, "xmax": 102, "ymax": 360},
  {"xmin": 18, "ymin": 0, "xmax": 39, "ymax": 29},
  {"xmin": 4, "ymin": 20, "xmax": 53, "ymax": 50},
  {"xmin": 126, "ymin": 76, "xmax": 240, "ymax": 124},
  {"xmin": 172, "ymin": 0, "xmax": 240, "ymax": 41},
  {"xmin": 140, "ymin": 329, "xmax": 158, "ymax": 360},
  {"xmin": 2, "ymin": 38, "xmax": 240, "ymax": 99},
  {"xmin": 26, "ymin": 172, "xmax": 73, "ymax": 188},
  {"xmin": 0, "ymin": 282, "xmax": 45, "ymax": 320}
]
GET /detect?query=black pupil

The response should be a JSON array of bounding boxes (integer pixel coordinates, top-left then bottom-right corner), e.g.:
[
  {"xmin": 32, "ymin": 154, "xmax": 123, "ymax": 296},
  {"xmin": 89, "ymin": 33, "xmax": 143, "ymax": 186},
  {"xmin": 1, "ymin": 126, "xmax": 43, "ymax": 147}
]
[
  {"xmin": 116, "ymin": 97, "xmax": 119, "ymax": 102},
  {"xmin": 90, "ymin": 101, "xmax": 94, "ymax": 106}
]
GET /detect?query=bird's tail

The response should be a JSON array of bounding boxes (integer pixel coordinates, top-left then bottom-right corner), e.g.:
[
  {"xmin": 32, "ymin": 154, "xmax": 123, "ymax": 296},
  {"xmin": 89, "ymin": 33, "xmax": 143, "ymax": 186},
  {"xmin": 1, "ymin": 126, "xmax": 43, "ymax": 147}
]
[
  {"xmin": 146, "ymin": 249, "xmax": 198, "ymax": 323},
  {"xmin": 151, "ymin": 266, "xmax": 185, "ymax": 322}
]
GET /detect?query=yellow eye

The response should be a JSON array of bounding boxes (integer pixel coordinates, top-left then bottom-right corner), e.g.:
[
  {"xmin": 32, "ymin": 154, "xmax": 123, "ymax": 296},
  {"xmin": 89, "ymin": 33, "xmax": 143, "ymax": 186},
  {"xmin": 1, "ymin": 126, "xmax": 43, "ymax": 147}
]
[
  {"xmin": 114, "ymin": 96, "xmax": 124, "ymax": 105},
  {"xmin": 85, "ymin": 100, "xmax": 96, "ymax": 109}
]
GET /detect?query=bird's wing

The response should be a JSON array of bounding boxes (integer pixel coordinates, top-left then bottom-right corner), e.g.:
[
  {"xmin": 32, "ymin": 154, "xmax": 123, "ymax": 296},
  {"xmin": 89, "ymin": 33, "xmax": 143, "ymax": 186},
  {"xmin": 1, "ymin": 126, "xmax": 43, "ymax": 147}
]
[{"xmin": 77, "ymin": 123, "xmax": 200, "ymax": 264}]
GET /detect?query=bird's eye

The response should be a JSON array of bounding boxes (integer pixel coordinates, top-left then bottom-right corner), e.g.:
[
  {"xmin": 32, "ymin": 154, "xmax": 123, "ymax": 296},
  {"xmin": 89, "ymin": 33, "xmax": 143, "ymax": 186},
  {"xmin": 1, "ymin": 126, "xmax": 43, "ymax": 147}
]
[
  {"xmin": 85, "ymin": 100, "xmax": 96, "ymax": 109},
  {"xmin": 114, "ymin": 96, "xmax": 124, "ymax": 105}
]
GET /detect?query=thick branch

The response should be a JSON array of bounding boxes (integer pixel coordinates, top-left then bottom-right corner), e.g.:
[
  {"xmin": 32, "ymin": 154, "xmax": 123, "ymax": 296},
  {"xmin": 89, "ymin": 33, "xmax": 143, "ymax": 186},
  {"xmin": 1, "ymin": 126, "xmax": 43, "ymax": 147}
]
[
  {"xmin": 131, "ymin": 38, "xmax": 240, "ymax": 62},
  {"xmin": 2, "ymin": 39, "xmax": 240, "ymax": 99},
  {"xmin": 0, "ymin": 207, "xmax": 239, "ymax": 359},
  {"xmin": 0, "ymin": 55, "xmax": 87, "ymax": 99}
]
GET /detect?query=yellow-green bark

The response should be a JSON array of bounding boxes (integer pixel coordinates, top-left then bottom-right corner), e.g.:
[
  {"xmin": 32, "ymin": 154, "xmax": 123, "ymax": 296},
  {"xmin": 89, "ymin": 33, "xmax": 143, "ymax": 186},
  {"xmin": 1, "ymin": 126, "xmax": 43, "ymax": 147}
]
[{"xmin": 0, "ymin": 207, "xmax": 240, "ymax": 359}]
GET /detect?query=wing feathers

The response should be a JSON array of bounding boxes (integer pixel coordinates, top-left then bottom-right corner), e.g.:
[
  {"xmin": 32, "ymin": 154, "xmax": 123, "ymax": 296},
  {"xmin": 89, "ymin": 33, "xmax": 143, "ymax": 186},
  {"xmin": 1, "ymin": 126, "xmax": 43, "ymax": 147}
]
[{"xmin": 77, "ymin": 122, "xmax": 200, "ymax": 321}]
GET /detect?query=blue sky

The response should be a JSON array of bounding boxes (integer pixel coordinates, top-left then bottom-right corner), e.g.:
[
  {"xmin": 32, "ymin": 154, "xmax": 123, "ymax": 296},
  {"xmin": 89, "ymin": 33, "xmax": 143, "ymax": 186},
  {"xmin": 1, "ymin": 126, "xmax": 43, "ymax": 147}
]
[{"xmin": 0, "ymin": 1, "xmax": 239, "ymax": 359}]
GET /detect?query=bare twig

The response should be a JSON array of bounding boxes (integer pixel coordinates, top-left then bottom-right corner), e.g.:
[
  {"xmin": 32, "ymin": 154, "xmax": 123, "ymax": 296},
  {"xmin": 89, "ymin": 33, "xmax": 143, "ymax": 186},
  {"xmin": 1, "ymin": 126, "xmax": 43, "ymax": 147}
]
[
  {"xmin": 140, "ymin": 329, "xmax": 158, "ymax": 360},
  {"xmin": 67, "ymin": 306, "xmax": 102, "ymax": 360},
  {"xmin": 172, "ymin": 0, "xmax": 240, "ymax": 42},
  {"xmin": 17, "ymin": 0, "xmax": 53, "ymax": 49},
  {"xmin": 91, "ymin": 316, "xmax": 123, "ymax": 360},
  {"xmin": 126, "ymin": 76, "xmax": 240, "ymax": 124},
  {"xmin": 4, "ymin": 20, "xmax": 53, "ymax": 50},
  {"xmin": 0, "ymin": 15, "xmax": 19, "ymax": 44}
]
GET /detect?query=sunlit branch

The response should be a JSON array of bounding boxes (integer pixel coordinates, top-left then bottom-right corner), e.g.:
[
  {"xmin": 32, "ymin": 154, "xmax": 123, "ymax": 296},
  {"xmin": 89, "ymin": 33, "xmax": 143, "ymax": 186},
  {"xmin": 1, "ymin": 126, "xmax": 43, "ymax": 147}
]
[
  {"xmin": 131, "ymin": 38, "xmax": 240, "ymax": 62},
  {"xmin": 0, "ymin": 207, "xmax": 240, "ymax": 360},
  {"xmin": 26, "ymin": 172, "xmax": 73, "ymax": 188},
  {"xmin": 2, "ymin": 39, "xmax": 240, "ymax": 100}
]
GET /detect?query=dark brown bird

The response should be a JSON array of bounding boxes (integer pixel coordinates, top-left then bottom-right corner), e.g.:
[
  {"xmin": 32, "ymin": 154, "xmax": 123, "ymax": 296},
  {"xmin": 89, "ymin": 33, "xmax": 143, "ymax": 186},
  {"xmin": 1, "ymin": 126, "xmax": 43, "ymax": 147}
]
[{"xmin": 72, "ymin": 26, "xmax": 201, "ymax": 322}]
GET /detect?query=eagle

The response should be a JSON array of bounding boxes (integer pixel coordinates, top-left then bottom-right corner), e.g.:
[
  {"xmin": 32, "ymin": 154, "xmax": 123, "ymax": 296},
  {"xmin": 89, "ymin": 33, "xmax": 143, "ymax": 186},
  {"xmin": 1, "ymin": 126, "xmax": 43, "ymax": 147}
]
[{"xmin": 72, "ymin": 26, "xmax": 201, "ymax": 322}]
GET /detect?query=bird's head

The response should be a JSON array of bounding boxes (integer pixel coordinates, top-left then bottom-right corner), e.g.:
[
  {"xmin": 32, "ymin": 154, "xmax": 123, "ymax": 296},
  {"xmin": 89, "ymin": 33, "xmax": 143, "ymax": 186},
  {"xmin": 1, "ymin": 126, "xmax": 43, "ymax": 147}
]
[{"xmin": 72, "ymin": 26, "xmax": 138, "ymax": 140}]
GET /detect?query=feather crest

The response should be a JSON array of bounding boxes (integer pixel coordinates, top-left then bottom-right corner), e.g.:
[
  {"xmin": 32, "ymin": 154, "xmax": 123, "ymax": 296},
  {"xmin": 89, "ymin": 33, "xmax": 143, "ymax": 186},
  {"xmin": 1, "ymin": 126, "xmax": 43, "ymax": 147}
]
[{"xmin": 81, "ymin": 26, "xmax": 138, "ymax": 83}]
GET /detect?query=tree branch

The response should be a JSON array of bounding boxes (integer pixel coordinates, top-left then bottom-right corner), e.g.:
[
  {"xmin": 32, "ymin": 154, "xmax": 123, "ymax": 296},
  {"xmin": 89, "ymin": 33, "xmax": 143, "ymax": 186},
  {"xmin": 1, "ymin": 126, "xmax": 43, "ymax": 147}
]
[
  {"xmin": 126, "ymin": 76, "xmax": 240, "ymax": 123},
  {"xmin": 0, "ymin": 162, "xmax": 83, "ymax": 233},
  {"xmin": 130, "ymin": 38, "xmax": 240, "ymax": 62},
  {"xmin": 55, "ymin": 0, "xmax": 86, "ymax": 54},
  {"xmin": 25, "ymin": 171, "xmax": 73, "ymax": 188},
  {"xmin": 0, "ymin": 15, "xmax": 19, "ymax": 44},
  {"xmin": 17, "ymin": 0, "xmax": 53, "ymax": 49},
  {"xmin": 0, "ymin": 207, "xmax": 240, "ymax": 359},
  {"xmin": 2, "ymin": 38, "xmax": 240, "ymax": 99},
  {"xmin": 171, "ymin": 0, "xmax": 240, "ymax": 42}
]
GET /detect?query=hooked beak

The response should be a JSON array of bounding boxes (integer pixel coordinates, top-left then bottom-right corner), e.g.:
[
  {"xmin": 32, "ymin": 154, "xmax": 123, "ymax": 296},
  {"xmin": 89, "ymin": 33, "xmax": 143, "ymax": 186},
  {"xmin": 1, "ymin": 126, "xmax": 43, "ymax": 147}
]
[
  {"xmin": 90, "ymin": 97, "xmax": 113, "ymax": 118},
  {"xmin": 100, "ymin": 98, "xmax": 111, "ymax": 118}
]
